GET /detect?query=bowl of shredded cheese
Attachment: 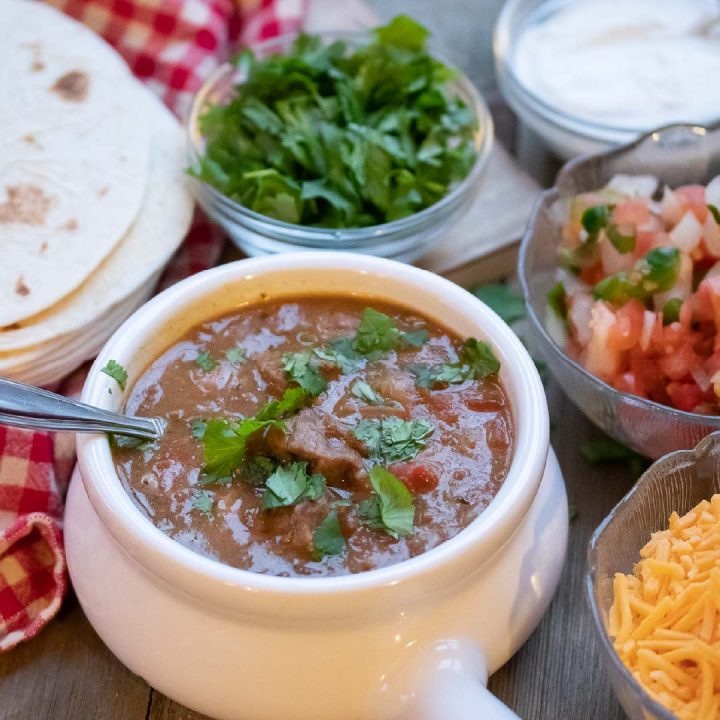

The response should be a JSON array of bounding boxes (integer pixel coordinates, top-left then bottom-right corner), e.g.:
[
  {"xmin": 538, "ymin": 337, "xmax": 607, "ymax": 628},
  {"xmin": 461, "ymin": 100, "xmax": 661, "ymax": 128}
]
[{"xmin": 587, "ymin": 430, "xmax": 720, "ymax": 719}]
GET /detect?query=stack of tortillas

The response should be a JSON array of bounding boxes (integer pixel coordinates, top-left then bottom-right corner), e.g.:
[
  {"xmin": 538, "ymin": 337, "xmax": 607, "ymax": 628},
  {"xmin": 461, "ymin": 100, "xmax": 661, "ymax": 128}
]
[{"xmin": 0, "ymin": 1, "xmax": 194, "ymax": 386}]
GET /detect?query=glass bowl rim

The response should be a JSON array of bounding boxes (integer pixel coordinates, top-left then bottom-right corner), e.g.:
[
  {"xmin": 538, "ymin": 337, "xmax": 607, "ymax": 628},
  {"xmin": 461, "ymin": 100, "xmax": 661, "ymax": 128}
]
[
  {"xmin": 584, "ymin": 431, "xmax": 720, "ymax": 720},
  {"xmin": 185, "ymin": 29, "xmax": 494, "ymax": 240},
  {"xmin": 493, "ymin": 0, "xmax": 720, "ymax": 140},
  {"xmin": 518, "ymin": 121, "xmax": 720, "ymax": 428}
]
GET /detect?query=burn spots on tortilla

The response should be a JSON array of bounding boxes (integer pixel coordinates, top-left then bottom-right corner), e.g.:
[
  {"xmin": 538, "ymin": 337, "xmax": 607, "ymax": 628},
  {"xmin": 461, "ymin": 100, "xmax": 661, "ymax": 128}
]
[
  {"xmin": 60, "ymin": 218, "xmax": 78, "ymax": 231},
  {"xmin": 32, "ymin": 60, "xmax": 45, "ymax": 72},
  {"xmin": 15, "ymin": 277, "xmax": 30, "ymax": 297},
  {"xmin": 51, "ymin": 71, "xmax": 89, "ymax": 102},
  {"xmin": 0, "ymin": 185, "xmax": 54, "ymax": 226}
]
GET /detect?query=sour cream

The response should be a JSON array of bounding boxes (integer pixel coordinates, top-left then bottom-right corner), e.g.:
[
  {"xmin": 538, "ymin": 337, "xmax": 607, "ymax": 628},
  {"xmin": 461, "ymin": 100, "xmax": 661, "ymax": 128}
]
[{"xmin": 512, "ymin": 0, "xmax": 720, "ymax": 130}]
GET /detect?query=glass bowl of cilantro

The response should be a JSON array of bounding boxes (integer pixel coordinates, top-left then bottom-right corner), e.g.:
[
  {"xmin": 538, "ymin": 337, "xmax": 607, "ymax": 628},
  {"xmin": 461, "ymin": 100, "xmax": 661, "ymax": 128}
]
[
  {"xmin": 186, "ymin": 16, "xmax": 493, "ymax": 261},
  {"xmin": 519, "ymin": 122, "xmax": 720, "ymax": 460}
]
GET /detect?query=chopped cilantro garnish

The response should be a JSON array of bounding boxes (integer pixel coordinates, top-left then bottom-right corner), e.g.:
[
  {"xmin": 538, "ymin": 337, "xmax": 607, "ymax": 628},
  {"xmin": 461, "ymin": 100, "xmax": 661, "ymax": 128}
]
[
  {"xmin": 199, "ymin": 387, "xmax": 310, "ymax": 484},
  {"xmin": 359, "ymin": 467, "xmax": 415, "ymax": 539},
  {"xmin": 242, "ymin": 456, "xmax": 276, "ymax": 487},
  {"xmin": 351, "ymin": 380, "xmax": 384, "ymax": 405},
  {"xmin": 262, "ymin": 462, "xmax": 326, "ymax": 509},
  {"xmin": 409, "ymin": 337, "xmax": 500, "ymax": 389},
  {"xmin": 191, "ymin": 489, "xmax": 214, "ymax": 515},
  {"xmin": 282, "ymin": 351, "xmax": 327, "ymax": 396},
  {"xmin": 581, "ymin": 437, "xmax": 647, "ymax": 474},
  {"xmin": 224, "ymin": 346, "xmax": 247, "ymax": 366},
  {"xmin": 401, "ymin": 329, "xmax": 430, "ymax": 348},
  {"xmin": 190, "ymin": 16, "xmax": 477, "ymax": 228},
  {"xmin": 353, "ymin": 308, "xmax": 402, "ymax": 356},
  {"xmin": 109, "ymin": 434, "xmax": 155, "ymax": 452},
  {"xmin": 314, "ymin": 338, "xmax": 364, "ymax": 374},
  {"xmin": 312, "ymin": 510, "xmax": 346, "ymax": 560},
  {"xmin": 101, "ymin": 359, "xmax": 127, "ymax": 390},
  {"xmin": 190, "ymin": 419, "xmax": 207, "ymax": 440},
  {"xmin": 196, "ymin": 351, "xmax": 217, "ymax": 372},
  {"xmin": 353, "ymin": 417, "xmax": 433, "ymax": 464},
  {"xmin": 472, "ymin": 283, "xmax": 526, "ymax": 325}
]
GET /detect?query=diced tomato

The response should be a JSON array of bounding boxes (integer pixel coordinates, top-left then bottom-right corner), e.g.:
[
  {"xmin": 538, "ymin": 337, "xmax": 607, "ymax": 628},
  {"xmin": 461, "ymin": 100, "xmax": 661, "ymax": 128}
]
[
  {"xmin": 424, "ymin": 392, "xmax": 459, "ymax": 424},
  {"xmin": 613, "ymin": 201, "xmax": 649, "ymax": 227},
  {"xmin": 579, "ymin": 263, "xmax": 605, "ymax": 286},
  {"xmin": 676, "ymin": 186, "xmax": 708, "ymax": 223},
  {"xmin": 634, "ymin": 230, "xmax": 656, "ymax": 259},
  {"xmin": 614, "ymin": 372, "xmax": 645, "ymax": 397},
  {"xmin": 391, "ymin": 463, "xmax": 439, "ymax": 493},
  {"xmin": 658, "ymin": 343, "xmax": 698, "ymax": 381},
  {"xmin": 607, "ymin": 300, "xmax": 644, "ymax": 352},
  {"xmin": 666, "ymin": 382, "xmax": 704, "ymax": 412}
]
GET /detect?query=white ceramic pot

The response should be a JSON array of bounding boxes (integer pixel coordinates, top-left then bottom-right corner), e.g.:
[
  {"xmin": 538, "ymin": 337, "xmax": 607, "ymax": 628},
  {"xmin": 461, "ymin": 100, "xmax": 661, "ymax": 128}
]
[{"xmin": 66, "ymin": 253, "xmax": 568, "ymax": 720}]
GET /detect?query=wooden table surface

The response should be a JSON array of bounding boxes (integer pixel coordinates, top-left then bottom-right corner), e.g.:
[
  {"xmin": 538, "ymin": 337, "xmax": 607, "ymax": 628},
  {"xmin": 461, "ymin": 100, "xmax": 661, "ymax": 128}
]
[{"xmin": 0, "ymin": 382, "xmax": 636, "ymax": 720}]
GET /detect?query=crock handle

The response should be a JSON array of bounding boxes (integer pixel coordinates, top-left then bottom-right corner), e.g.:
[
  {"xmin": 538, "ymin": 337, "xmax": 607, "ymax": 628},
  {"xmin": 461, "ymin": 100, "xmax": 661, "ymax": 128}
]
[{"xmin": 411, "ymin": 639, "xmax": 521, "ymax": 720}]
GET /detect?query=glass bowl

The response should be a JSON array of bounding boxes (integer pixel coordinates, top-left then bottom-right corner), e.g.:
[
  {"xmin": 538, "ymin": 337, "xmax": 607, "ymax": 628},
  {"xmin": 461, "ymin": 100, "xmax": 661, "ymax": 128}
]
[
  {"xmin": 586, "ymin": 430, "xmax": 720, "ymax": 720},
  {"xmin": 493, "ymin": 0, "xmax": 720, "ymax": 160},
  {"xmin": 519, "ymin": 122, "xmax": 720, "ymax": 459},
  {"xmin": 186, "ymin": 31, "xmax": 494, "ymax": 262}
]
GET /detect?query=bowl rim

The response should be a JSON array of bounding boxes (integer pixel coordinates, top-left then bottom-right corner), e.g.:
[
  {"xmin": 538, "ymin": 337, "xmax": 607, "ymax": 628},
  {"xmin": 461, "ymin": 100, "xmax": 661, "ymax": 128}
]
[
  {"xmin": 493, "ymin": 0, "xmax": 720, "ymax": 140},
  {"xmin": 185, "ymin": 29, "xmax": 494, "ymax": 241},
  {"xmin": 584, "ymin": 431, "xmax": 720, "ymax": 720},
  {"xmin": 518, "ymin": 121, "xmax": 720, "ymax": 430},
  {"xmin": 75, "ymin": 252, "xmax": 548, "ymax": 609}
]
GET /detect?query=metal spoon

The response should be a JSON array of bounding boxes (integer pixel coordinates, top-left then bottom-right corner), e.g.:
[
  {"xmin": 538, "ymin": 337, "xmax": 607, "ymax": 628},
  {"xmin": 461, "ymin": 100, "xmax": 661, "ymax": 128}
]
[{"xmin": 0, "ymin": 377, "xmax": 164, "ymax": 439}]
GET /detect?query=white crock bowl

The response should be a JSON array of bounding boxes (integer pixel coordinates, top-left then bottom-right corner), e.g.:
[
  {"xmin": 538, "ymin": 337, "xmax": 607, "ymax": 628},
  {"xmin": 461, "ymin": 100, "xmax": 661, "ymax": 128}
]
[{"xmin": 67, "ymin": 252, "xmax": 568, "ymax": 720}]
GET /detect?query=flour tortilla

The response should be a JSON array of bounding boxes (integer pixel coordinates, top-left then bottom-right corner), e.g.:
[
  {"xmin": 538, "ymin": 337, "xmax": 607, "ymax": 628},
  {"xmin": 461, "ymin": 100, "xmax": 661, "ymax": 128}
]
[
  {"xmin": 0, "ymin": 0, "xmax": 151, "ymax": 325},
  {"xmin": 0, "ymin": 94, "xmax": 193, "ymax": 352}
]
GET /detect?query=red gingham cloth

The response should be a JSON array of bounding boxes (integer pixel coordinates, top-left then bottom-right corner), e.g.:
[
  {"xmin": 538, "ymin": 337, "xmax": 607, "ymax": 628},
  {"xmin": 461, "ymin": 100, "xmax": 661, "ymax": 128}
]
[{"xmin": 0, "ymin": 0, "xmax": 306, "ymax": 653}]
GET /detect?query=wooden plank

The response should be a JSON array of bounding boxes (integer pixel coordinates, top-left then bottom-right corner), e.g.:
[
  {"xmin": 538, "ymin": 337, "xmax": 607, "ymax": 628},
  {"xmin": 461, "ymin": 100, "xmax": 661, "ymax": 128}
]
[
  {"xmin": 488, "ymin": 385, "xmax": 635, "ymax": 719},
  {"xmin": 0, "ymin": 592, "xmax": 150, "ymax": 720},
  {"xmin": 148, "ymin": 692, "xmax": 211, "ymax": 720}
]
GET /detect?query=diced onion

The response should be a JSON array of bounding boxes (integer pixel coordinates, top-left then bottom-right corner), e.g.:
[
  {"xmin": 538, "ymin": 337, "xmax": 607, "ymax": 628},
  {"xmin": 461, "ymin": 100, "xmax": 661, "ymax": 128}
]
[
  {"xmin": 606, "ymin": 174, "xmax": 657, "ymax": 198},
  {"xmin": 639, "ymin": 310, "xmax": 656, "ymax": 352},
  {"xmin": 692, "ymin": 366, "xmax": 711, "ymax": 392},
  {"xmin": 706, "ymin": 175, "xmax": 720, "ymax": 208},
  {"xmin": 669, "ymin": 210, "xmax": 703, "ymax": 253},
  {"xmin": 661, "ymin": 187, "xmax": 683, "ymax": 225},
  {"xmin": 569, "ymin": 292, "xmax": 593, "ymax": 346}
]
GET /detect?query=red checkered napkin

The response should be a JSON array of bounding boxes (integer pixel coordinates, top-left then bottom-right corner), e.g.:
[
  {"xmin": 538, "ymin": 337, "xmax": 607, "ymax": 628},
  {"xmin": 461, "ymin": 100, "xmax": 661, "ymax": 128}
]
[{"xmin": 0, "ymin": 0, "xmax": 306, "ymax": 653}]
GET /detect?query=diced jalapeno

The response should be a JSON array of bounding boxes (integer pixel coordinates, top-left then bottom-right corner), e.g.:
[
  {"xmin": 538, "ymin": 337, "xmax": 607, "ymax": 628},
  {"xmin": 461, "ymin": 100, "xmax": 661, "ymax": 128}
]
[
  {"xmin": 638, "ymin": 247, "xmax": 680, "ymax": 294},
  {"xmin": 607, "ymin": 223, "xmax": 636, "ymax": 254},
  {"xmin": 581, "ymin": 204, "xmax": 612, "ymax": 235},
  {"xmin": 593, "ymin": 273, "xmax": 644, "ymax": 304},
  {"xmin": 547, "ymin": 282, "xmax": 568, "ymax": 323},
  {"xmin": 662, "ymin": 298, "xmax": 682, "ymax": 325}
]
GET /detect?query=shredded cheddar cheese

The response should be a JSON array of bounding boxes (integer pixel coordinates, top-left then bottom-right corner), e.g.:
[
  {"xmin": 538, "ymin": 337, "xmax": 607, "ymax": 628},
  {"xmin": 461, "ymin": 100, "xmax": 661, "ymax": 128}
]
[{"xmin": 609, "ymin": 495, "xmax": 720, "ymax": 719}]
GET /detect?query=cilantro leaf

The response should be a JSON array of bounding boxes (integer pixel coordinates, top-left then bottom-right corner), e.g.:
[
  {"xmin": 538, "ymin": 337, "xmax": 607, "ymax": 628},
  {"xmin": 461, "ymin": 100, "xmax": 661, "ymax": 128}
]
[
  {"xmin": 314, "ymin": 338, "xmax": 363, "ymax": 373},
  {"xmin": 224, "ymin": 346, "xmax": 247, "ymax": 366},
  {"xmin": 101, "ymin": 359, "xmax": 127, "ymax": 391},
  {"xmin": 351, "ymin": 381, "xmax": 384, "ymax": 405},
  {"xmin": 109, "ymin": 434, "xmax": 155, "ymax": 452},
  {"xmin": 312, "ymin": 510, "xmax": 346, "ymax": 560},
  {"xmin": 360, "ymin": 467, "xmax": 415, "ymax": 539},
  {"xmin": 353, "ymin": 417, "xmax": 433, "ymax": 464},
  {"xmin": 262, "ymin": 462, "xmax": 326, "ymax": 509},
  {"xmin": 199, "ymin": 387, "xmax": 310, "ymax": 484},
  {"xmin": 375, "ymin": 14, "xmax": 429, "ymax": 51},
  {"xmin": 190, "ymin": 419, "xmax": 208, "ymax": 440},
  {"xmin": 353, "ymin": 308, "xmax": 401, "ymax": 356},
  {"xmin": 459, "ymin": 338, "xmax": 501, "ymax": 378},
  {"xmin": 192, "ymin": 489, "xmax": 214, "ymax": 515},
  {"xmin": 408, "ymin": 337, "xmax": 500, "ymax": 389},
  {"xmin": 196, "ymin": 351, "xmax": 217, "ymax": 372},
  {"xmin": 282, "ymin": 351, "xmax": 327, "ymax": 396},
  {"xmin": 472, "ymin": 284, "xmax": 526, "ymax": 325},
  {"xmin": 401, "ymin": 329, "xmax": 429, "ymax": 348},
  {"xmin": 581, "ymin": 437, "xmax": 647, "ymax": 474}
]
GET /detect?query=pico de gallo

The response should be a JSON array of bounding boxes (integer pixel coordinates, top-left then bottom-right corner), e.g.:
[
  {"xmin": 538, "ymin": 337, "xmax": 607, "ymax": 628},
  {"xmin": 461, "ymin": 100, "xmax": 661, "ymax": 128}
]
[{"xmin": 548, "ymin": 174, "xmax": 720, "ymax": 415}]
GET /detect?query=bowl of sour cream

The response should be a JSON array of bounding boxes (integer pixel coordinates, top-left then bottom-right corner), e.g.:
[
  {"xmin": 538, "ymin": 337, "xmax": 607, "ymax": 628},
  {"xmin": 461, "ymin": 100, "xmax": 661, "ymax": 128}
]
[{"xmin": 494, "ymin": 0, "xmax": 720, "ymax": 159}]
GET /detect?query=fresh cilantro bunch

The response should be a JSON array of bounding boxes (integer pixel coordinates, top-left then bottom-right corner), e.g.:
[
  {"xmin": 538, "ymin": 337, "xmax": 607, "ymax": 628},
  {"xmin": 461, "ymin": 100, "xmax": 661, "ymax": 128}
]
[{"xmin": 192, "ymin": 15, "xmax": 478, "ymax": 228}]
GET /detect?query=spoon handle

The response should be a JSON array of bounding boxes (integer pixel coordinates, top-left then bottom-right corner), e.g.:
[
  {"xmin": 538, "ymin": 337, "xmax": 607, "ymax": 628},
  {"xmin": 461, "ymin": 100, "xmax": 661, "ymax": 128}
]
[{"xmin": 0, "ymin": 377, "xmax": 163, "ymax": 439}]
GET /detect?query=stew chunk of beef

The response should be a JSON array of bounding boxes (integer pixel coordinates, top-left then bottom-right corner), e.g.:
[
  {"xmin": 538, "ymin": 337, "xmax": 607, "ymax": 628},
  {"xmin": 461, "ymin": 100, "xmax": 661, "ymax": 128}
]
[{"xmin": 267, "ymin": 407, "xmax": 367, "ymax": 487}]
